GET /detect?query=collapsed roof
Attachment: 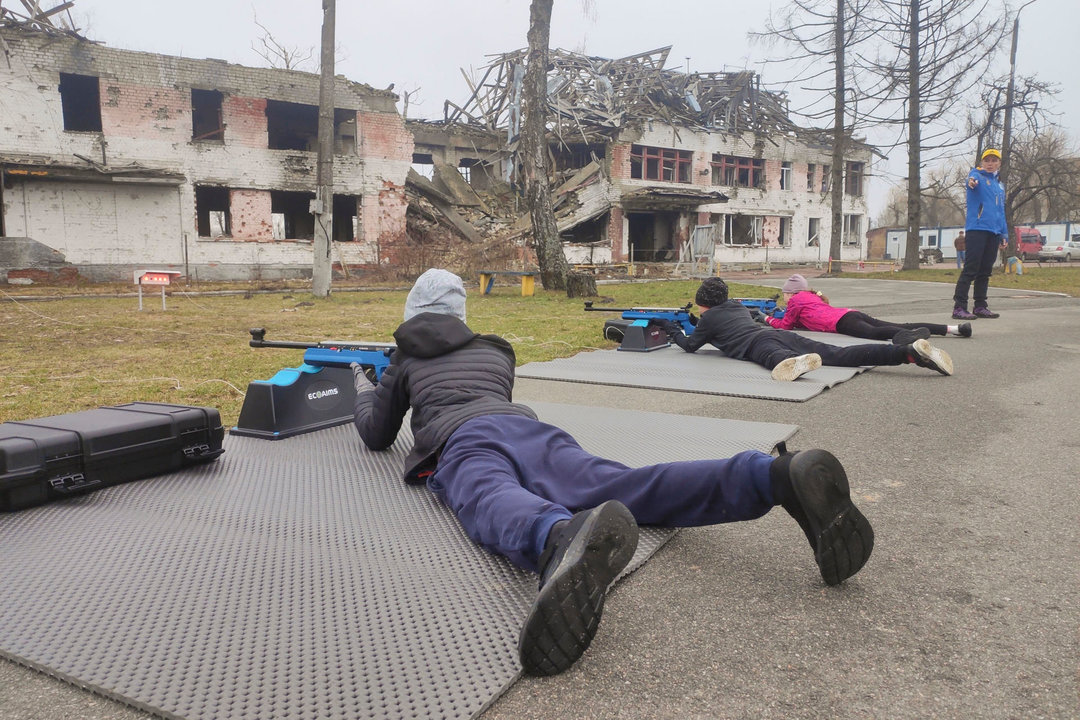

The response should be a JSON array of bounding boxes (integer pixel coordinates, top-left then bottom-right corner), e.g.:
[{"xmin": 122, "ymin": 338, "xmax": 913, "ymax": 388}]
[{"xmin": 443, "ymin": 46, "xmax": 804, "ymax": 143}]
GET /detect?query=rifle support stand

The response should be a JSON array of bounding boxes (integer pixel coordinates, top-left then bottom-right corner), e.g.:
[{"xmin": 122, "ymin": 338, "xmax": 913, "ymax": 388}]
[
  {"xmin": 617, "ymin": 320, "xmax": 671, "ymax": 352},
  {"xmin": 232, "ymin": 364, "xmax": 357, "ymax": 440}
]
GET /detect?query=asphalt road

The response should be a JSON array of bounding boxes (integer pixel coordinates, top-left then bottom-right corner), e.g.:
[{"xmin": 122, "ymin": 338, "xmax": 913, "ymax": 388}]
[{"xmin": 1, "ymin": 278, "xmax": 1077, "ymax": 720}]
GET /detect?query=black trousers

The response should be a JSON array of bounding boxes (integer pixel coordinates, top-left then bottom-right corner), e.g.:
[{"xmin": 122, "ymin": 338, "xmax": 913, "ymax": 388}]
[
  {"xmin": 835, "ymin": 311, "xmax": 949, "ymax": 340},
  {"xmin": 953, "ymin": 229, "xmax": 1000, "ymax": 309},
  {"xmin": 746, "ymin": 330, "xmax": 909, "ymax": 370}
]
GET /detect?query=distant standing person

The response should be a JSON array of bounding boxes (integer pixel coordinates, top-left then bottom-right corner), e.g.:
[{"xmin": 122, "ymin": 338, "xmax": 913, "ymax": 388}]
[
  {"xmin": 954, "ymin": 230, "xmax": 966, "ymax": 269},
  {"xmin": 953, "ymin": 149, "xmax": 1007, "ymax": 320}
]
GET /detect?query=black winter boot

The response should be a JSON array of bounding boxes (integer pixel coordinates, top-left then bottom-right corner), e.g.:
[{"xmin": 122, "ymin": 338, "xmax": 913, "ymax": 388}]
[
  {"xmin": 519, "ymin": 500, "xmax": 638, "ymax": 676},
  {"xmin": 770, "ymin": 450, "xmax": 874, "ymax": 586}
]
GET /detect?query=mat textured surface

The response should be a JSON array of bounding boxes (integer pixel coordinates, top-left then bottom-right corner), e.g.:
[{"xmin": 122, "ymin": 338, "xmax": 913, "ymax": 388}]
[
  {"xmin": 0, "ymin": 402, "xmax": 797, "ymax": 720},
  {"xmin": 517, "ymin": 332, "xmax": 876, "ymax": 401}
]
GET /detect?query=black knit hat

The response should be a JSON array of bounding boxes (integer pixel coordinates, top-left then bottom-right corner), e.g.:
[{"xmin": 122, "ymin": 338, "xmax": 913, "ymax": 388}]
[{"xmin": 695, "ymin": 277, "xmax": 729, "ymax": 308}]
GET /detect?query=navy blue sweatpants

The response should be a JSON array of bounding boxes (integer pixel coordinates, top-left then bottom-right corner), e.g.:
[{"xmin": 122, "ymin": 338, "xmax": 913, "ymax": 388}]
[{"xmin": 429, "ymin": 415, "xmax": 776, "ymax": 572}]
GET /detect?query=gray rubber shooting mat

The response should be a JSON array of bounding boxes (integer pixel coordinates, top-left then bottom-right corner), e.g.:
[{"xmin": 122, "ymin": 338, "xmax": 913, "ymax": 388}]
[
  {"xmin": 517, "ymin": 331, "xmax": 877, "ymax": 402},
  {"xmin": 0, "ymin": 402, "xmax": 798, "ymax": 720}
]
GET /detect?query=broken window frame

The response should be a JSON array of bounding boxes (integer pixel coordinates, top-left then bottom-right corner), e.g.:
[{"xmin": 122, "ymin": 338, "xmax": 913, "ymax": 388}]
[
  {"xmin": 780, "ymin": 162, "xmax": 793, "ymax": 190},
  {"xmin": 723, "ymin": 214, "xmax": 764, "ymax": 247},
  {"xmin": 266, "ymin": 100, "xmax": 319, "ymax": 151},
  {"xmin": 778, "ymin": 216, "xmax": 793, "ymax": 247},
  {"xmin": 711, "ymin": 155, "xmax": 765, "ymax": 189},
  {"xmin": 844, "ymin": 161, "xmax": 864, "ymax": 196},
  {"xmin": 842, "ymin": 213, "xmax": 863, "ymax": 246},
  {"xmin": 807, "ymin": 217, "xmax": 821, "ymax": 247},
  {"xmin": 806, "ymin": 163, "xmax": 816, "ymax": 192},
  {"xmin": 191, "ymin": 89, "xmax": 224, "ymax": 142},
  {"xmin": 629, "ymin": 145, "xmax": 693, "ymax": 184},
  {"xmin": 194, "ymin": 185, "xmax": 232, "ymax": 238},
  {"xmin": 820, "ymin": 164, "xmax": 831, "ymax": 193},
  {"xmin": 58, "ymin": 73, "xmax": 102, "ymax": 133}
]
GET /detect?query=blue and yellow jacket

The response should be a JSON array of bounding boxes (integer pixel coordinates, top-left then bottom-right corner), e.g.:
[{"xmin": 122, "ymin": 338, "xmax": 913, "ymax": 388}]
[{"xmin": 965, "ymin": 166, "xmax": 1007, "ymax": 238}]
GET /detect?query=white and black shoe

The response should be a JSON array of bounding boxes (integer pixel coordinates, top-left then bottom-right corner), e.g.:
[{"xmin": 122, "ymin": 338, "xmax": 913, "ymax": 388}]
[
  {"xmin": 771, "ymin": 353, "xmax": 822, "ymax": 382},
  {"xmin": 910, "ymin": 338, "xmax": 954, "ymax": 376}
]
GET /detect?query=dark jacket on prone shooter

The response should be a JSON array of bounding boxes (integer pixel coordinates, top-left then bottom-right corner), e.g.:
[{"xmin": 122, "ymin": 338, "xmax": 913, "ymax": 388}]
[
  {"xmin": 667, "ymin": 300, "xmax": 769, "ymax": 359},
  {"xmin": 353, "ymin": 311, "xmax": 536, "ymax": 483}
]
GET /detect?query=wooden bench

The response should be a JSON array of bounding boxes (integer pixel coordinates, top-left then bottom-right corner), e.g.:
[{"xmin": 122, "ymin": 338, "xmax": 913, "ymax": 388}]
[{"xmin": 479, "ymin": 270, "xmax": 537, "ymax": 297}]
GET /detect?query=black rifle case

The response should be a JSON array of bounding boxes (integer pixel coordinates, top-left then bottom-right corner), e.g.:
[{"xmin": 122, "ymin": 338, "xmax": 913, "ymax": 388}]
[{"xmin": 0, "ymin": 402, "xmax": 224, "ymax": 511}]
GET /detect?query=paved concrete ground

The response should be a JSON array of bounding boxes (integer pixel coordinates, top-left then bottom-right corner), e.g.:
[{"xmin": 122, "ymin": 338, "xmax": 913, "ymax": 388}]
[{"xmin": 1, "ymin": 278, "xmax": 1077, "ymax": 720}]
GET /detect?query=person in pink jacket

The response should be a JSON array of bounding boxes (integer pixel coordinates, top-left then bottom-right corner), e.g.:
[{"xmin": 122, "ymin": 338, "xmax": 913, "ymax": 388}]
[{"xmin": 762, "ymin": 274, "xmax": 971, "ymax": 342}]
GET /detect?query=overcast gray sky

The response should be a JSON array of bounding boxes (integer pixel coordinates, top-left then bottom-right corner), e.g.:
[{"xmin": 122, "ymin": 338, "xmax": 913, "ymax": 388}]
[{"xmin": 69, "ymin": 0, "xmax": 1077, "ymax": 220}]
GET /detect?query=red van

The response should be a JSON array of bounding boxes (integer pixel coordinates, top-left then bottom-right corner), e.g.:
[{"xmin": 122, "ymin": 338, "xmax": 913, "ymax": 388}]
[{"xmin": 1013, "ymin": 227, "xmax": 1046, "ymax": 260}]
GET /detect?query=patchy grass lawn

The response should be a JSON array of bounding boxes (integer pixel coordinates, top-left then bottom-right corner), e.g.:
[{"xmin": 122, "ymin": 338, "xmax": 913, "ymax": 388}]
[{"xmin": 0, "ymin": 279, "xmax": 771, "ymax": 426}]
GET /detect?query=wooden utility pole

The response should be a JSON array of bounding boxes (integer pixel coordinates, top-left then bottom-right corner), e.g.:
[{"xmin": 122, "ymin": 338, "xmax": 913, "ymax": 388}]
[
  {"xmin": 1000, "ymin": 1, "xmax": 1037, "ymax": 259},
  {"xmin": 312, "ymin": 0, "xmax": 335, "ymax": 298},
  {"xmin": 903, "ymin": 0, "xmax": 922, "ymax": 270}
]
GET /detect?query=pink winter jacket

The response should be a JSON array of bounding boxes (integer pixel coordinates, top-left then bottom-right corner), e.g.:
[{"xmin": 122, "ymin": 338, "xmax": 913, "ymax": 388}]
[{"xmin": 765, "ymin": 290, "xmax": 852, "ymax": 332}]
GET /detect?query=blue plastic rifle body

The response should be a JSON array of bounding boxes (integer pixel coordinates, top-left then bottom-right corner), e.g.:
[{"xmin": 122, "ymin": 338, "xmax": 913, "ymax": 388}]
[
  {"xmin": 248, "ymin": 328, "xmax": 396, "ymax": 380},
  {"xmin": 733, "ymin": 298, "xmax": 786, "ymax": 319}
]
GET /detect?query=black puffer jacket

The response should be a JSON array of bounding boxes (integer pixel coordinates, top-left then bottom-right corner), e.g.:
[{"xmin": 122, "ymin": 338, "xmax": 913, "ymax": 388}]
[
  {"xmin": 668, "ymin": 300, "xmax": 769, "ymax": 359},
  {"xmin": 353, "ymin": 312, "xmax": 537, "ymax": 483}
]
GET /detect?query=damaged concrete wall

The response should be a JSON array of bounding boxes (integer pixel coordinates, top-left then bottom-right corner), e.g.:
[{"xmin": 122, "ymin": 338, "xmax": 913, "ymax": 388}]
[
  {"xmin": 0, "ymin": 25, "xmax": 412, "ymax": 282},
  {"xmin": 607, "ymin": 125, "xmax": 870, "ymax": 265}
]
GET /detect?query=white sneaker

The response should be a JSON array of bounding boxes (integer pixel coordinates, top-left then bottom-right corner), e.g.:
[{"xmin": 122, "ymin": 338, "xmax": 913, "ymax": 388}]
[
  {"xmin": 911, "ymin": 339, "xmax": 954, "ymax": 376},
  {"xmin": 771, "ymin": 353, "xmax": 822, "ymax": 382}
]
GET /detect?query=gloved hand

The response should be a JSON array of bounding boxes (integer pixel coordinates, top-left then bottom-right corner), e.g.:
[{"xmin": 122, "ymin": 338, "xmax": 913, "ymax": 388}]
[
  {"xmin": 688, "ymin": 313, "xmax": 699, "ymax": 326},
  {"xmin": 655, "ymin": 319, "xmax": 682, "ymax": 337},
  {"xmin": 749, "ymin": 308, "xmax": 767, "ymax": 324},
  {"xmin": 350, "ymin": 362, "xmax": 378, "ymax": 391}
]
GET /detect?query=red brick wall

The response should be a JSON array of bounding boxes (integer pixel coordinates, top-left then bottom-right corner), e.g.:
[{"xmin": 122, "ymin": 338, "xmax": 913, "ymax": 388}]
[
  {"xmin": 764, "ymin": 159, "xmax": 783, "ymax": 192},
  {"xmin": 100, "ymin": 81, "xmax": 189, "ymax": 143},
  {"xmin": 358, "ymin": 110, "xmax": 413, "ymax": 163},
  {"xmin": 608, "ymin": 207, "xmax": 625, "ymax": 260},
  {"xmin": 224, "ymin": 97, "xmax": 268, "ymax": 148},
  {"xmin": 692, "ymin": 150, "xmax": 710, "ymax": 187},
  {"xmin": 609, "ymin": 143, "xmax": 631, "ymax": 180},
  {"xmin": 229, "ymin": 189, "xmax": 273, "ymax": 240}
]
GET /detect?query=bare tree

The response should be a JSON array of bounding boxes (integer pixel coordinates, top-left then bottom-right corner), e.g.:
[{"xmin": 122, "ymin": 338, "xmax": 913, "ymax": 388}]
[
  {"xmin": 520, "ymin": 0, "xmax": 571, "ymax": 291},
  {"xmin": 859, "ymin": 0, "xmax": 1007, "ymax": 270},
  {"xmin": 758, "ymin": 0, "xmax": 877, "ymax": 268},
  {"xmin": 252, "ymin": 11, "xmax": 315, "ymax": 71},
  {"xmin": 1004, "ymin": 128, "xmax": 1080, "ymax": 225}
]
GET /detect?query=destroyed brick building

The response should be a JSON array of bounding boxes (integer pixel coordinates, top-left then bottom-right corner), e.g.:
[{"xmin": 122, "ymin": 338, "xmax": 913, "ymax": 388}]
[
  {"xmin": 414, "ymin": 46, "xmax": 872, "ymax": 271},
  {"xmin": 0, "ymin": 20, "xmax": 412, "ymax": 283}
]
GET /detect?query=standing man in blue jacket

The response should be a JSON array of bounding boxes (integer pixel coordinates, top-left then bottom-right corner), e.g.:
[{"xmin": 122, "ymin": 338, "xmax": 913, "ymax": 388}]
[{"xmin": 953, "ymin": 148, "xmax": 1007, "ymax": 320}]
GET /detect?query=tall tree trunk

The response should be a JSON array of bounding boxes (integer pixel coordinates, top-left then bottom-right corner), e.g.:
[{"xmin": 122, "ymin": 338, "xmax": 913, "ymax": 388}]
[
  {"xmin": 521, "ymin": 0, "xmax": 570, "ymax": 291},
  {"xmin": 903, "ymin": 0, "xmax": 922, "ymax": 270},
  {"xmin": 828, "ymin": 0, "xmax": 846, "ymax": 271},
  {"xmin": 999, "ymin": 13, "xmax": 1019, "ymax": 259}
]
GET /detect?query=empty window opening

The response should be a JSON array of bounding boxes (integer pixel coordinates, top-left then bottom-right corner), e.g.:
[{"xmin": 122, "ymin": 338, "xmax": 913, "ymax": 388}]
[
  {"xmin": 195, "ymin": 186, "xmax": 231, "ymax": 237},
  {"xmin": 457, "ymin": 159, "xmax": 476, "ymax": 183},
  {"xmin": 266, "ymin": 100, "xmax": 319, "ymax": 151},
  {"xmin": 627, "ymin": 211, "xmax": 680, "ymax": 260},
  {"xmin": 821, "ymin": 164, "xmax": 831, "ymax": 192},
  {"xmin": 629, "ymin": 145, "xmax": 692, "ymax": 183},
  {"xmin": 807, "ymin": 217, "xmax": 821, "ymax": 247},
  {"xmin": 559, "ymin": 213, "xmax": 608, "ymax": 245},
  {"xmin": 844, "ymin": 161, "xmax": 864, "ymax": 196},
  {"xmin": 59, "ymin": 73, "xmax": 102, "ymax": 132},
  {"xmin": 724, "ymin": 214, "xmax": 763, "ymax": 246},
  {"xmin": 271, "ymin": 190, "xmax": 315, "ymax": 240},
  {"xmin": 843, "ymin": 214, "xmax": 863, "ymax": 245},
  {"xmin": 806, "ymin": 163, "xmax": 816, "ymax": 192},
  {"xmin": 553, "ymin": 143, "xmax": 604, "ymax": 172},
  {"xmin": 334, "ymin": 108, "xmax": 356, "ymax": 154},
  {"xmin": 191, "ymin": 89, "xmax": 224, "ymax": 142},
  {"xmin": 778, "ymin": 216, "xmax": 792, "ymax": 247},
  {"xmin": 333, "ymin": 194, "xmax": 357, "ymax": 242},
  {"xmin": 411, "ymin": 153, "xmax": 435, "ymax": 180},
  {"xmin": 780, "ymin": 162, "xmax": 793, "ymax": 190},
  {"xmin": 711, "ymin": 155, "xmax": 765, "ymax": 189}
]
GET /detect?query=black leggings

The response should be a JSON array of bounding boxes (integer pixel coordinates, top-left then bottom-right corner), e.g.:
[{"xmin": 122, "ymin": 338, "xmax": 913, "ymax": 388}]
[{"xmin": 834, "ymin": 311, "xmax": 948, "ymax": 340}]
